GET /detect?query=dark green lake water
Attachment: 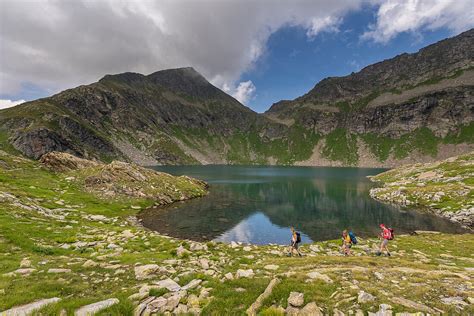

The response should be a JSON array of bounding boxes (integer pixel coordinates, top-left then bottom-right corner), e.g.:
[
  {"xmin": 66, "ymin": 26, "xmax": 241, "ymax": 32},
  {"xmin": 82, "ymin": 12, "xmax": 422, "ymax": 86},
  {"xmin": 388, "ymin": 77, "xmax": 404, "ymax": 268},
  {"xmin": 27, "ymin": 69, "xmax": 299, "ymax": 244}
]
[{"xmin": 139, "ymin": 165, "xmax": 467, "ymax": 245}]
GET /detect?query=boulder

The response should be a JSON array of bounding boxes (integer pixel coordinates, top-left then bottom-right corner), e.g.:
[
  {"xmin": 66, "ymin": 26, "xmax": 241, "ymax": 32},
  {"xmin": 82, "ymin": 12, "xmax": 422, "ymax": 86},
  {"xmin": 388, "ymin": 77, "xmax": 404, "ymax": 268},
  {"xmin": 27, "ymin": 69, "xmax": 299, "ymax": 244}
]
[
  {"xmin": 306, "ymin": 271, "xmax": 333, "ymax": 283},
  {"xmin": 2, "ymin": 298, "xmax": 61, "ymax": 315},
  {"xmin": 83, "ymin": 260, "xmax": 98, "ymax": 268},
  {"xmin": 300, "ymin": 302, "xmax": 323, "ymax": 316},
  {"xmin": 285, "ymin": 305, "xmax": 300, "ymax": 315},
  {"xmin": 75, "ymin": 298, "xmax": 119, "ymax": 316},
  {"xmin": 155, "ymin": 278, "xmax": 181, "ymax": 292},
  {"xmin": 134, "ymin": 264, "xmax": 159, "ymax": 280},
  {"xmin": 199, "ymin": 258, "xmax": 209, "ymax": 270},
  {"xmin": 236, "ymin": 269, "xmax": 254, "ymax": 278},
  {"xmin": 287, "ymin": 292, "xmax": 304, "ymax": 307},
  {"xmin": 174, "ymin": 304, "xmax": 188, "ymax": 314},
  {"xmin": 48, "ymin": 268, "xmax": 71, "ymax": 274},
  {"xmin": 40, "ymin": 151, "xmax": 100, "ymax": 172},
  {"xmin": 264, "ymin": 264, "xmax": 279, "ymax": 271},
  {"xmin": 20, "ymin": 258, "xmax": 31, "ymax": 268},
  {"xmin": 182, "ymin": 279, "xmax": 202, "ymax": 291},
  {"xmin": 177, "ymin": 245, "xmax": 191, "ymax": 257},
  {"xmin": 121, "ymin": 230, "xmax": 135, "ymax": 238},
  {"xmin": 358, "ymin": 291, "xmax": 375, "ymax": 303},
  {"xmin": 190, "ymin": 243, "xmax": 208, "ymax": 251},
  {"xmin": 187, "ymin": 294, "xmax": 200, "ymax": 308}
]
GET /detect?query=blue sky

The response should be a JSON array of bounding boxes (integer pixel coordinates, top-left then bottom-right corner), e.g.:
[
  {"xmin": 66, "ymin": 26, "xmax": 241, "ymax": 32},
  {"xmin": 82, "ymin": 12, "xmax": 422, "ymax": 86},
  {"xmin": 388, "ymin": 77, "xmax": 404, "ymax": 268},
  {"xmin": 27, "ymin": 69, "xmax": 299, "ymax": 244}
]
[
  {"xmin": 242, "ymin": 7, "xmax": 451, "ymax": 112},
  {"xmin": 1, "ymin": 0, "xmax": 472, "ymax": 112}
]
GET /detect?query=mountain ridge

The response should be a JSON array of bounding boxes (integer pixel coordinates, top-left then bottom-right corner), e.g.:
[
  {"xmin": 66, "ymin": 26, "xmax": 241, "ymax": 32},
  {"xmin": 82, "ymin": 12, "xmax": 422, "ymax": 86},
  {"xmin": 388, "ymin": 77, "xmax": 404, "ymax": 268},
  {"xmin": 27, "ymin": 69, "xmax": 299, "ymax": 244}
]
[{"xmin": 1, "ymin": 30, "xmax": 473, "ymax": 167}]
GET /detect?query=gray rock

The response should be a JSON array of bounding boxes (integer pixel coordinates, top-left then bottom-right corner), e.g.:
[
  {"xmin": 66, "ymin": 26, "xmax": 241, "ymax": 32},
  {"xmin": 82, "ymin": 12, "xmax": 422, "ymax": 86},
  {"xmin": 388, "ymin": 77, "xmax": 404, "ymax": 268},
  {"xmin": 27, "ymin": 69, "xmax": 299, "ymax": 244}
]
[
  {"xmin": 236, "ymin": 269, "xmax": 254, "ymax": 278},
  {"xmin": 75, "ymin": 298, "xmax": 119, "ymax": 316},
  {"xmin": 155, "ymin": 278, "xmax": 181, "ymax": 292},
  {"xmin": 288, "ymin": 291, "xmax": 304, "ymax": 307},
  {"xmin": 20, "ymin": 258, "xmax": 31, "ymax": 268},
  {"xmin": 440, "ymin": 296, "xmax": 468, "ymax": 308},
  {"xmin": 48, "ymin": 268, "xmax": 71, "ymax": 274},
  {"xmin": 264, "ymin": 264, "xmax": 279, "ymax": 271},
  {"xmin": 174, "ymin": 303, "xmax": 188, "ymax": 314},
  {"xmin": 182, "ymin": 279, "xmax": 202, "ymax": 291},
  {"xmin": 358, "ymin": 291, "xmax": 375, "ymax": 303},
  {"xmin": 285, "ymin": 305, "xmax": 300, "ymax": 315},
  {"xmin": 199, "ymin": 258, "xmax": 209, "ymax": 270},
  {"xmin": 177, "ymin": 245, "xmax": 191, "ymax": 257},
  {"xmin": 134, "ymin": 264, "xmax": 159, "ymax": 280},
  {"xmin": 2, "ymin": 297, "xmax": 61, "ymax": 316},
  {"xmin": 299, "ymin": 302, "xmax": 323, "ymax": 315},
  {"xmin": 307, "ymin": 271, "xmax": 333, "ymax": 283}
]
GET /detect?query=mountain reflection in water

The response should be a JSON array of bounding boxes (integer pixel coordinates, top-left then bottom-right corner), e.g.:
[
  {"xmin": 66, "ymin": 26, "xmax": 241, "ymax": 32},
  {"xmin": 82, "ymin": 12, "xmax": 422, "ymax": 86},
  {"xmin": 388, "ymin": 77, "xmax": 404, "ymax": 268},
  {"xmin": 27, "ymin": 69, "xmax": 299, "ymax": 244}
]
[{"xmin": 139, "ymin": 166, "xmax": 468, "ymax": 244}]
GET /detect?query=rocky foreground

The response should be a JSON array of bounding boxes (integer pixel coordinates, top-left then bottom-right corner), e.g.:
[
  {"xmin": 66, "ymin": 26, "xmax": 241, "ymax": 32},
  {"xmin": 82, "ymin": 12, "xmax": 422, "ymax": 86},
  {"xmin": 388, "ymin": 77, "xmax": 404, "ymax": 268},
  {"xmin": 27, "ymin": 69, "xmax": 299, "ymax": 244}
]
[
  {"xmin": 369, "ymin": 151, "xmax": 474, "ymax": 229},
  {"xmin": 0, "ymin": 151, "xmax": 473, "ymax": 315}
]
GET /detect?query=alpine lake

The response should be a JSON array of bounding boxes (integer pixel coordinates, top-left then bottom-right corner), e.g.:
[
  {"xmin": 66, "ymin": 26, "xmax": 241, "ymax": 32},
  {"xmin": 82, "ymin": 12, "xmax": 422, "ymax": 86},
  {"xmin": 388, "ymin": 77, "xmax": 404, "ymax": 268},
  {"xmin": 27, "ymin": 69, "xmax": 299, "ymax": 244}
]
[{"xmin": 139, "ymin": 165, "xmax": 468, "ymax": 245}]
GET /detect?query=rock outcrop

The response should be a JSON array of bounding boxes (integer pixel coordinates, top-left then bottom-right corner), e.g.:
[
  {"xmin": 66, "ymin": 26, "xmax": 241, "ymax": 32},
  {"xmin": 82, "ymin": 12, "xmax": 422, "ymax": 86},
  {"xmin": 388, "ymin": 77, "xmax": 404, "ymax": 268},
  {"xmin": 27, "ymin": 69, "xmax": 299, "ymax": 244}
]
[
  {"xmin": 369, "ymin": 151, "xmax": 474, "ymax": 228},
  {"xmin": 39, "ymin": 151, "xmax": 208, "ymax": 203},
  {"xmin": 40, "ymin": 151, "xmax": 100, "ymax": 172}
]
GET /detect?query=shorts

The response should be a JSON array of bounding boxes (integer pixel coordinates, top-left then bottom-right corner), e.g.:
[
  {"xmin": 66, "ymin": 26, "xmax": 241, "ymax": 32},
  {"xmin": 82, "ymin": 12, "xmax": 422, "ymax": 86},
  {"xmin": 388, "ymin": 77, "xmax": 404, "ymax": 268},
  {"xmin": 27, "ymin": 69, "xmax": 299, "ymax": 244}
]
[
  {"xmin": 291, "ymin": 241, "xmax": 299, "ymax": 249},
  {"xmin": 382, "ymin": 239, "xmax": 388, "ymax": 246}
]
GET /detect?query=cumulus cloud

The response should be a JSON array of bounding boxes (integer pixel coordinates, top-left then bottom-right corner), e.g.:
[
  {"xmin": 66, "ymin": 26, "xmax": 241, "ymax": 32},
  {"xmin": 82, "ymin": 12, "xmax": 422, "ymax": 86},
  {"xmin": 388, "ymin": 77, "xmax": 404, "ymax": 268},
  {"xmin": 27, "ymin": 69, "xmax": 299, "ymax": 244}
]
[
  {"xmin": 0, "ymin": 0, "xmax": 364, "ymax": 99},
  {"xmin": 2, "ymin": 0, "xmax": 471, "ymax": 103},
  {"xmin": 231, "ymin": 81, "xmax": 257, "ymax": 105},
  {"xmin": 362, "ymin": 0, "xmax": 474, "ymax": 43},
  {"xmin": 0, "ymin": 99, "xmax": 25, "ymax": 110},
  {"xmin": 307, "ymin": 16, "xmax": 342, "ymax": 38}
]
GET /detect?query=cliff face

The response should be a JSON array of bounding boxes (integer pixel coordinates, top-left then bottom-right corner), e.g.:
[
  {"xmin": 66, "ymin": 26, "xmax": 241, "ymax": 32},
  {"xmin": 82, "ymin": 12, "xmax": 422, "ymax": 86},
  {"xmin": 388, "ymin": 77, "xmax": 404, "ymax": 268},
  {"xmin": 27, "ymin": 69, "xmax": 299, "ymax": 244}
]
[
  {"xmin": 265, "ymin": 29, "xmax": 474, "ymax": 166},
  {"xmin": 1, "ymin": 30, "xmax": 473, "ymax": 167},
  {"xmin": 0, "ymin": 67, "xmax": 288, "ymax": 165}
]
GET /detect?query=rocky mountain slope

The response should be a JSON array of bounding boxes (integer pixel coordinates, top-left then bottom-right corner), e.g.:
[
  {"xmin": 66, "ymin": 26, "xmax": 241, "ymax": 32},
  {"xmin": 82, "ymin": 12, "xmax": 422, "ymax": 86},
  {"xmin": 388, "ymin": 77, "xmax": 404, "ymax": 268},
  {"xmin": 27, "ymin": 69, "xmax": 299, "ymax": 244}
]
[
  {"xmin": 0, "ymin": 67, "xmax": 290, "ymax": 165},
  {"xmin": 266, "ymin": 28, "xmax": 474, "ymax": 166},
  {"xmin": 1, "ymin": 29, "xmax": 473, "ymax": 167},
  {"xmin": 369, "ymin": 151, "xmax": 474, "ymax": 228}
]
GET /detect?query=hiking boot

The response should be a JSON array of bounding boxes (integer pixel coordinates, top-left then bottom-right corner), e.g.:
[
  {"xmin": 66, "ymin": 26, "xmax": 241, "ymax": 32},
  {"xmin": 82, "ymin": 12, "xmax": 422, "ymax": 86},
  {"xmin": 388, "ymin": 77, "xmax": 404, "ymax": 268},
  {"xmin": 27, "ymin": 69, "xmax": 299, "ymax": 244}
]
[
  {"xmin": 376, "ymin": 252, "xmax": 381, "ymax": 256},
  {"xmin": 387, "ymin": 252, "xmax": 391, "ymax": 257}
]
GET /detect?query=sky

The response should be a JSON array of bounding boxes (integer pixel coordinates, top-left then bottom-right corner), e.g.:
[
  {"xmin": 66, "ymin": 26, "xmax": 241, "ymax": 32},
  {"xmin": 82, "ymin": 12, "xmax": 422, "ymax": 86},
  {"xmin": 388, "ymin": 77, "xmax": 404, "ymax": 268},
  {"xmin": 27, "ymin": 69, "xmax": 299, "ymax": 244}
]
[{"xmin": 0, "ymin": 0, "xmax": 473, "ymax": 112}]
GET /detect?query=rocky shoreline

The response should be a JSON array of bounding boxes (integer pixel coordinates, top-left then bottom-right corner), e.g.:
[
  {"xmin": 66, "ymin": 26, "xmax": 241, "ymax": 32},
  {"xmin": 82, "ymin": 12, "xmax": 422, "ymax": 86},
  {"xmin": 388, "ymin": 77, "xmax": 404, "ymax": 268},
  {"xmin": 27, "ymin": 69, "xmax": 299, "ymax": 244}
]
[{"xmin": 369, "ymin": 152, "xmax": 474, "ymax": 229}]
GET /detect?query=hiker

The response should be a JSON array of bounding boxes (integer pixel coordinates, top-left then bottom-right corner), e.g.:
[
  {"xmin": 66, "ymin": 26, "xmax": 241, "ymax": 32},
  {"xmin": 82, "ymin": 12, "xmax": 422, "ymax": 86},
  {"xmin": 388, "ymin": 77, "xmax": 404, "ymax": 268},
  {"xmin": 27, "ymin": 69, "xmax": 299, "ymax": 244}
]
[
  {"xmin": 377, "ymin": 224, "xmax": 393, "ymax": 256},
  {"xmin": 288, "ymin": 227, "xmax": 302, "ymax": 257},
  {"xmin": 341, "ymin": 230, "xmax": 352, "ymax": 256}
]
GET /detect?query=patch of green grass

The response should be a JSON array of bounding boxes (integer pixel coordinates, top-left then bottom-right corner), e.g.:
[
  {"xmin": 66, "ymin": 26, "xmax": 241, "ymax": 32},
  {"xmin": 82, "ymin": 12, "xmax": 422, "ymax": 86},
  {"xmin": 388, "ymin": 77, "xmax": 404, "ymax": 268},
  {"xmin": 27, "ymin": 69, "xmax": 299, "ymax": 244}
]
[
  {"xmin": 334, "ymin": 101, "xmax": 350, "ymax": 112},
  {"xmin": 322, "ymin": 128, "xmax": 358, "ymax": 165},
  {"xmin": 393, "ymin": 127, "xmax": 439, "ymax": 159},
  {"xmin": 359, "ymin": 133, "xmax": 394, "ymax": 162},
  {"xmin": 443, "ymin": 122, "xmax": 474, "ymax": 144}
]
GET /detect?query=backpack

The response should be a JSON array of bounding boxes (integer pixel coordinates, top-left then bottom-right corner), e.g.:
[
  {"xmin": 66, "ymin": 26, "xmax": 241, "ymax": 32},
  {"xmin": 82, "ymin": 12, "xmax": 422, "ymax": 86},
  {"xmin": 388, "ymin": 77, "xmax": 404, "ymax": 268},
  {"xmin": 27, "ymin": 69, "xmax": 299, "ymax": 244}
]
[
  {"xmin": 296, "ymin": 232, "xmax": 301, "ymax": 243},
  {"xmin": 349, "ymin": 231, "xmax": 358, "ymax": 244},
  {"xmin": 388, "ymin": 228, "xmax": 394, "ymax": 240}
]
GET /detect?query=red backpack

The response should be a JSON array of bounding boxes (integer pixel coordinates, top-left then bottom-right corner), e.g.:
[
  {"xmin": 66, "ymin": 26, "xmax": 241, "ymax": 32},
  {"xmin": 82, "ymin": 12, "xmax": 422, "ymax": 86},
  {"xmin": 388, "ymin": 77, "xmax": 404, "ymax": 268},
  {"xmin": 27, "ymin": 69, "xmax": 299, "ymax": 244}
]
[{"xmin": 383, "ymin": 228, "xmax": 394, "ymax": 240}]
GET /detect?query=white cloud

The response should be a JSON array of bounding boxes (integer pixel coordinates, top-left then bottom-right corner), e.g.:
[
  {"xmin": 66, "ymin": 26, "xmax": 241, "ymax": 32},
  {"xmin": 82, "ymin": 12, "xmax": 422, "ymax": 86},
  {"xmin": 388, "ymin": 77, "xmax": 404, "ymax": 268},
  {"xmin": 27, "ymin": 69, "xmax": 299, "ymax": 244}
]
[
  {"xmin": 0, "ymin": 0, "xmax": 364, "ymax": 98},
  {"xmin": 0, "ymin": 99, "xmax": 25, "ymax": 110},
  {"xmin": 362, "ymin": 0, "xmax": 474, "ymax": 43},
  {"xmin": 231, "ymin": 81, "xmax": 257, "ymax": 105},
  {"xmin": 307, "ymin": 16, "xmax": 342, "ymax": 38}
]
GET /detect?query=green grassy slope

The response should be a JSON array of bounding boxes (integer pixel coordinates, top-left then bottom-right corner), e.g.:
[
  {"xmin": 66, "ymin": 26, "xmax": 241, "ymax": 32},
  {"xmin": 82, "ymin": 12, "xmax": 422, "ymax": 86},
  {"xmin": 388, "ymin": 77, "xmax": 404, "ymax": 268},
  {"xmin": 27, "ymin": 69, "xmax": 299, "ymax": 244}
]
[{"xmin": 0, "ymin": 151, "xmax": 472, "ymax": 315}]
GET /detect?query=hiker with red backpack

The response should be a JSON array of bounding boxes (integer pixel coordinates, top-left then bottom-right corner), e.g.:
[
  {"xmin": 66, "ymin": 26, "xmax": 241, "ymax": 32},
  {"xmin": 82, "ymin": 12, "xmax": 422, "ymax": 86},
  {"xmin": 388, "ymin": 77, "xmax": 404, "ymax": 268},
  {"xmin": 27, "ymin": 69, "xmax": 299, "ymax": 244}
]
[
  {"xmin": 377, "ymin": 224, "xmax": 393, "ymax": 256},
  {"xmin": 288, "ymin": 227, "xmax": 302, "ymax": 257}
]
